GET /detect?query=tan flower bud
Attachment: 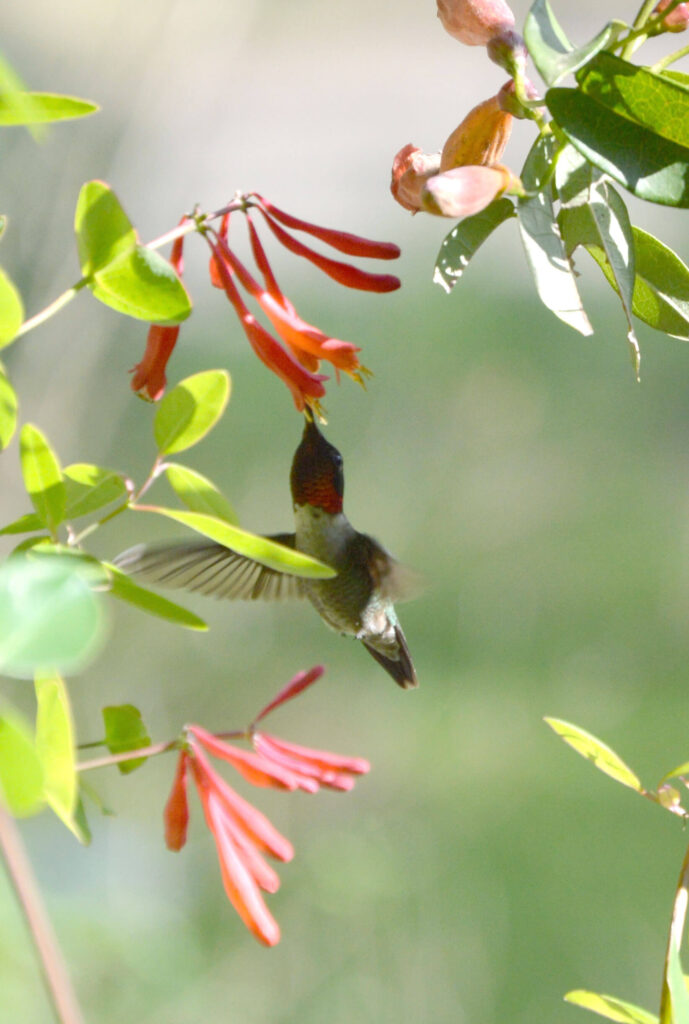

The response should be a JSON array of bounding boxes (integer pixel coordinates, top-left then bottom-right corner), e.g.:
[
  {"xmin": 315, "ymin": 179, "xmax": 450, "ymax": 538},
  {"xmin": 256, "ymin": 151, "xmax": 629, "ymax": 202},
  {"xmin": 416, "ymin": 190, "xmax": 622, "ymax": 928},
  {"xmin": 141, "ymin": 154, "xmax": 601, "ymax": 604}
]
[
  {"xmin": 440, "ymin": 94, "xmax": 513, "ymax": 172},
  {"xmin": 653, "ymin": 0, "xmax": 689, "ymax": 31},
  {"xmin": 390, "ymin": 144, "xmax": 442, "ymax": 212},
  {"xmin": 437, "ymin": 0, "xmax": 515, "ymax": 46},
  {"xmin": 421, "ymin": 164, "xmax": 520, "ymax": 218}
]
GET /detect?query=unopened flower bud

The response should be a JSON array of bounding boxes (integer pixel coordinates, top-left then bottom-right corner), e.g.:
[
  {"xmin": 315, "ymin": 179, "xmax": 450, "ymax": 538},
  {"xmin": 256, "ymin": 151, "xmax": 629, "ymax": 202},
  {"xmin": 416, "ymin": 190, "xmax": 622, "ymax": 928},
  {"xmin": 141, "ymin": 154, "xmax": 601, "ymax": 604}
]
[
  {"xmin": 390, "ymin": 144, "xmax": 442, "ymax": 212},
  {"xmin": 486, "ymin": 28, "xmax": 528, "ymax": 75},
  {"xmin": 437, "ymin": 0, "xmax": 515, "ymax": 46},
  {"xmin": 421, "ymin": 164, "xmax": 520, "ymax": 218},
  {"xmin": 440, "ymin": 94, "xmax": 512, "ymax": 172},
  {"xmin": 497, "ymin": 78, "xmax": 545, "ymax": 119},
  {"xmin": 652, "ymin": 0, "xmax": 689, "ymax": 31}
]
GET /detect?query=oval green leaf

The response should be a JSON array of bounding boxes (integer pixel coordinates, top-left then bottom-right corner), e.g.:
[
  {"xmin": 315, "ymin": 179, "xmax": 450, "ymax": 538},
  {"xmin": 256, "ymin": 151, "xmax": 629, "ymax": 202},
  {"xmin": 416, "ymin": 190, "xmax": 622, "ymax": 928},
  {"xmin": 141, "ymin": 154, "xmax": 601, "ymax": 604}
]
[
  {"xmin": 154, "ymin": 370, "xmax": 230, "ymax": 455},
  {"xmin": 35, "ymin": 671, "xmax": 77, "ymax": 828},
  {"xmin": 0, "ymin": 712, "xmax": 44, "ymax": 817},
  {"xmin": 74, "ymin": 180, "xmax": 137, "ymax": 276},
  {"xmin": 134, "ymin": 506, "xmax": 336, "ymax": 579},
  {"xmin": 102, "ymin": 704, "xmax": 151, "ymax": 775},
  {"xmin": 90, "ymin": 244, "xmax": 191, "ymax": 325},
  {"xmin": 564, "ymin": 990, "xmax": 658, "ymax": 1024},
  {"xmin": 0, "ymin": 365, "xmax": 17, "ymax": 450},
  {"xmin": 524, "ymin": 0, "xmax": 619, "ymax": 87},
  {"xmin": 545, "ymin": 717, "xmax": 643, "ymax": 791},
  {"xmin": 546, "ymin": 87, "xmax": 689, "ymax": 207},
  {"xmin": 165, "ymin": 463, "xmax": 238, "ymax": 524},
  {"xmin": 0, "ymin": 513, "xmax": 44, "ymax": 536},
  {"xmin": 19, "ymin": 423, "xmax": 66, "ymax": 532},
  {"xmin": 105, "ymin": 562, "xmax": 208, "ymax": 631},
  {"xmin": 433, "ymin": 198, "xmax": 515, "ymax": 294},
  {"xmin": 0, "ymin": 92, "xmax": 98, "ymax": 125},
  {"xmin": 63, "ymin": 463, "xmax": 127, "ymax": 519},
  {"xmin": 0, "ymin": 556, "xmax": 106, "ymax": 678},
  {"xmin": 0, "ymin": 267, "xmax": 24, "ymax": 349}
]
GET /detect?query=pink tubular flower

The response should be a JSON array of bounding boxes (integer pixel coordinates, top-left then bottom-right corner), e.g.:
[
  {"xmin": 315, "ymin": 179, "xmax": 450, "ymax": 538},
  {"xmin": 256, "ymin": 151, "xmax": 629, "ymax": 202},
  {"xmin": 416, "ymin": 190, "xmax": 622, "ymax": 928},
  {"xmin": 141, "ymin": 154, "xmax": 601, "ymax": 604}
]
[
  {"xmin": 131, "ymin": 221, "xmax": 188, "ymax": 401},
  {"xmin": 253, "ymin": 732, "xmax": 370, "ymax": 792},
  {"xmin": 390, "ymin": 144, "xmax": 442, "ymax": 213},
  {"xmin": 421, "ymin": 164, "xmax": 521, "ymax": 218},
  {"xmin": 654, "ymin": 0, "xmax": 689, "ymax": 30},
  {"xmin": 437, "ymin": 0, "xmax": 515, "ymax": 46}
]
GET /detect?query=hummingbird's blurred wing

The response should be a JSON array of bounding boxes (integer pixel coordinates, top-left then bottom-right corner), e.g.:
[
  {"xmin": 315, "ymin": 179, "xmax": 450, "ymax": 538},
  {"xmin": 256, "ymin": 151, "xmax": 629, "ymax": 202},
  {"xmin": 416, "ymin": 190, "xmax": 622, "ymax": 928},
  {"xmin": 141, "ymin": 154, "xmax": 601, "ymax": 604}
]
[
  {"xmin": 113, "ymin": 535, "xmax": 306, "ymax": 601},
  {"xmin": 358, "ymin": 534, "xmax": 422, "ymax": 603}
]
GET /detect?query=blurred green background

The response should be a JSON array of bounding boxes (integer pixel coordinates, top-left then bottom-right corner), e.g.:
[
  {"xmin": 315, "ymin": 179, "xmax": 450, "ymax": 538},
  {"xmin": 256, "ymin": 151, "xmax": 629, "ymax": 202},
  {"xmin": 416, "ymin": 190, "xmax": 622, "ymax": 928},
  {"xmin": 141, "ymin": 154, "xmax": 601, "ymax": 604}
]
[{"xmin": 3, "ymin": 1, "xmax": 689, "ymax": 1021}]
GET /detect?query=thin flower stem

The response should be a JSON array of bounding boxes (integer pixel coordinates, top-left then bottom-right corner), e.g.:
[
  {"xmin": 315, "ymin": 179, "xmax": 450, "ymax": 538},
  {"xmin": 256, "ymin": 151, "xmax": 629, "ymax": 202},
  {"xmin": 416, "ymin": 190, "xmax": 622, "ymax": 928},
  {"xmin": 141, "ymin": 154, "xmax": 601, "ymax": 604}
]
[
  {"xmin": 15, "ymin": 280, "xmax": 89, "ymax": 339},
  {"xmin": 659, "ymin": 835, "xmax": 689, "ymax": 1024},
  {"xmin": 77, "ymin": 738, "xmax": 177, "ymax": 772},
  {"xmin": 0, "ymin": 805, "xmax": 85, "ymax": 1024},
  {"xmin": 653, "ymin": 40, "xmax": 689, "ymax": 71}
]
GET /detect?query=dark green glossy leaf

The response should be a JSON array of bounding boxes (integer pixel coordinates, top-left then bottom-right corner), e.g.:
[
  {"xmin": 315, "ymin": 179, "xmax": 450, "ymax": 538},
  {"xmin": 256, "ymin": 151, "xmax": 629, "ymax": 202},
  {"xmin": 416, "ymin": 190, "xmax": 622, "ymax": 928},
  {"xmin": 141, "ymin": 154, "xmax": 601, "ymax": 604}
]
[
  {"xmin": 0, "ymin": 267, "xmax": 24, "ymax": 349},
  {"xmin": 74, "ymin": 180, "xmax": 137, "ymax": 276},
  {"xmin": 587, "ymin": 227, "xmax": 689, "ymax": 340},
  {"xmin": 517, "ymin": 135, "xmax": 592, "ymax": 335},
  {"xmin": 135, "ymin": 506, "xmax": 337, "ymax": 578},
  {"xmin": 105, "ymin": 562, "xmax": 208, "ymax": 631},
  {"xmin": 90, "ymin": 244, "xmax": 191, "ymax": 325},
  {"xmin": 578, "ymin": 52, "xmax": 689, "ymax": 149},
  {"xmin": 524, "ymin": 1, "xmax": 619, "ymax": 87},
  {"xmin": 35, "ymin": 671, "xmax": 78, "ymax": 831},
  {"xmin": 0, "ymin": 712, "xmax": 44, "ymax": 817},
  {"xmin": 102, "ymin": 704, "xmax": 151, "ymax": 775},
  {"xmin": 165, "ymin": 463, "xmax": 238, "ymax": 524},
  {"xmin": 545, "ymin": 717, "xmax": 643, "ymax": 791},
  {"xmin": 546, "ymin": 87, "xmax": 689, "ymax": 207},
  {"xmin": 154, "ymin": 370, "xmax": 231, "ymax": 455},
  {"xmin": 0, "ymin": 365, "xmax": 17, "ymax": 450},
  {"xmin": 564, "ymin": 990, "xmax": 657, "ymax": 1024},
  {"xmin": 0, "ymin": 92, "xmax": 98, "ymax": 125},
  {"xmin": 0, "ymin": 556, "xmax": 106, "ymax": 678},
  {"xmin": 433, "ymin": 198, "xmax": 515, "ymax": 293},
  {"xmin": 63, "ymin": 463, "xmax": 127, "ymax": 519},
  {"xmin": 19, "ymin": 423, "xmax": 66, "ymax": 532}
]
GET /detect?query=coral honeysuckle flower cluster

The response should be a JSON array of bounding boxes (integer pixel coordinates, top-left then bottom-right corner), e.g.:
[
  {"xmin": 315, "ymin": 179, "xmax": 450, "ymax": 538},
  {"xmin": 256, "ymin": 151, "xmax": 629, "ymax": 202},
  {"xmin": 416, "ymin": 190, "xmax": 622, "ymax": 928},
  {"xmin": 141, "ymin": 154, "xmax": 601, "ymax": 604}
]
[
  {"xmin": 163, "ymin": 666, "xmax": 370, "ymax": 946},
  {"xmin": 131, "ymin": 196, "xmax": 400, "ymax": 414},
  {"xmin": 391, "ymin": 0, "xmax": 529, "ymax": 220}
]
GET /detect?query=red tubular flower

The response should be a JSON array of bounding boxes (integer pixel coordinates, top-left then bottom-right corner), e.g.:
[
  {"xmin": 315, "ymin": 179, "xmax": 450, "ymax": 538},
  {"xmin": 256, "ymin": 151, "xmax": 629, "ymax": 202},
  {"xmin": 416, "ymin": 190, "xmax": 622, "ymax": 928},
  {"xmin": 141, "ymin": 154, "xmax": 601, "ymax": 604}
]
[
  {"xmin": 253, "ymin": 732, "xmax": 370, "ymax": 792},
  {"xmin": 253, "ymin": 666, "xmax": 326, "ymax": 723},
  {"xmin": 189, "ymin": 724, "xmax": 306, "ymax": 791},
  {"xmin": 163, "ymin": 750, "xmax": 189, "ymax": 851},
  {"xmin": 131, "ymin": 219, "xmax": 189, "ymax": 401}
]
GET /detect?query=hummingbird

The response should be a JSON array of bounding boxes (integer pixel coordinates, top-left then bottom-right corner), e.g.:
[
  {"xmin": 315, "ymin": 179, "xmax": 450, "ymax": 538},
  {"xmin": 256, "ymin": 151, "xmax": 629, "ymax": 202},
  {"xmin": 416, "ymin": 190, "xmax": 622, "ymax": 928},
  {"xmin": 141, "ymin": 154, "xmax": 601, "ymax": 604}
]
[{"xmin": 115, "ymin": 417, "xmax": 418, "ymax": 689}]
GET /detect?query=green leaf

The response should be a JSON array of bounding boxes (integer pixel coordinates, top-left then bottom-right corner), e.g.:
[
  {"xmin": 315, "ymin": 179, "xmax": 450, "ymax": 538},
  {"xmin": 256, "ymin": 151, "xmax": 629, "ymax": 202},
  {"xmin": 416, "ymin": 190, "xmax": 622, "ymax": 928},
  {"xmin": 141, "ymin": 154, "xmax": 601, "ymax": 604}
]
[
  {"xmin": 432, "ymin": 198, "xmax": 516, "ymax": 294},
  {"xmin": 0, "ymin": 555, "xmax": 106, "ymax": 678},
  {"xmin": 555, "ymin": 144, "xmax": 595, "ymax": 208},
  {"xmin": 102, "ymin": 704, "xmax": 151, "ymax": 774},
  {"xmin": 35, "ymin": 671, "xmax": 78, "ymax": 832},
  {"xmin": 0, "ymin": 712, "xmax": 44, "ymax": 817},
  {"xmin": 524, "ymin": 1, "xmax": 620, "ymax": 87},
  {"xmin": 0, "ymin": 365, "xmax": 17, "ymax": 450},
  {"xmin": 0, "ymin": 267, "xmax": 24, "ymax": 349},
  {"xmin": 0, "ymin": 92, "xmax": 98, "ymax": 125},
  {"xmin": 0, "ymin": 513, "xmax": 44, "ymax": 536},
  {"xmin": 559, "ymin": 178, "xmax": 640, "ymax": 375},
  {"xmin": 154, "ymin": 370, "xmax": 231, "ymax": 455},
  {"xmin": 578, "ymin": 52, "xmax": 689, "ymax": 150},
  {"xmin": 165, "ymin": 463, "xmax": 238, "ymax": 524},
  {"xmin": 546, "ymin": 87, "xmax": 689, "ymax": 207},
  {"xmin": 564, "ymin": 990, "xmax": 658, "ymax": 1024},
  {"xmin": 71, "ymin": 794, "xmax": 92, "ymax": 845},
  {"xmin": 105, "ymin": 562, "xmax": 208, "ymax": 631},
  {"xmin": 90, "ymin": 244, "xmax": 191, "ymax": 325},
  {"xmin": 660, "ymin": 760, "xmax": 689, "ymax": 784},
  {"xmin": 545, "ymin": 718, "xmax": 643, "ymax": 791},
  {"xmin": 63, "ymin": 463, "xmax": 127, "ymax": 520},
  {"xmin": 587, "ymin": 227, "xmax": 689, "ymax": 341},
  {"xmin": 19, "ymin": 423, "xmax": 66, "ymax": 533},
  {"xmin": 517, "ymin": 136, "xmax": 593, "ymax": 336},
  {"xmin": 74, "ymin": 180, "xmax": 137, "ymax": 276},
  {"xmin": 667, "ymin": 938, "xmax": 689, "ymax": 1024},
  {"xmin": 135, "ymin": 506, "xmax": 336, "ymax": 578}
]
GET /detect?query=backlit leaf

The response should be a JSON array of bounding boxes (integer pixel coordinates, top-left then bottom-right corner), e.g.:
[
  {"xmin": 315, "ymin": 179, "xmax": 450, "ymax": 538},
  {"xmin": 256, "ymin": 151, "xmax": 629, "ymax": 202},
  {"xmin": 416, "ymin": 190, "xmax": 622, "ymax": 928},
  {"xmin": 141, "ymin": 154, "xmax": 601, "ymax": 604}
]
[
  {"xmin": 564, "ymin": 990, "xmax": 657, "ymax": 1024},
  {"xmin": 0, "ymin": 513, "xmax": 44, "ymax": 536},
  {"xmin": 0, "ymin": 364, "xmax": 17, "ymax": 450},
  {"xmin": 545, "ymin": 718, "xmax": 643, "ymax": 791},
  {"xmin": 63, "ymin": 463, "xmax": 127, "ymax": 519},
  {"xmin": 90, "ymin": 244, "xmax": 191, "ymax": 325},
  {"xmin": 433, "ymin": 198, "xmax": 515, "ymax": 294},
  {"xmin": 19, "ymin": 423, "xmax": 65, "ymax": 532},
  {"xmin": 165, "ymin": 463, "xmax": 238, "ymax": 524},
  {"xmin": 105, "ymin": 562, "xmax": 208, "ymax": 631},
  {"xmin": 74, "ymin": 180, "xmax": 137, "ymax": 276},
  {"xmin": 102, "ymin": 704, "xmax": 151, "ymax": 775},
  {"xmin": 35, "ymin": 671, "xmax": 78, "ymax": 830},
  {"xmin": 0, "ymin": 712, "xmax": 44, "ymax": 817},
  {"xmin": 0, "ymin": 267, "xmax": 23, "ymax": 349},
  {"xmin": 154, "ymin": 370, "xmax": 230, "ymax": 455},
  {"xmin": 0, "ymin": 92, "xmax": 98, "ymax": 125}
]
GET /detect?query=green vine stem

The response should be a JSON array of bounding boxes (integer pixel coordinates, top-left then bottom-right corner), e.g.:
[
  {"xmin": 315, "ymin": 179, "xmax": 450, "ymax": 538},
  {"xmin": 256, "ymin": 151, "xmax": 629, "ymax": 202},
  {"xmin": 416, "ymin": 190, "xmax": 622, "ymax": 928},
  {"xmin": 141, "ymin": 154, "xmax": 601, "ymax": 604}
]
[
  {"xmin": 653, "ymin": 41, "xmax": 689, "ymax": 72},
  {"xmin": 0, "ymin": 805, "xmax": 85, "ymax": 1024},
  {"xmin": 659, "ymin": 834, "xmax": 689, "ymax": 1024}
]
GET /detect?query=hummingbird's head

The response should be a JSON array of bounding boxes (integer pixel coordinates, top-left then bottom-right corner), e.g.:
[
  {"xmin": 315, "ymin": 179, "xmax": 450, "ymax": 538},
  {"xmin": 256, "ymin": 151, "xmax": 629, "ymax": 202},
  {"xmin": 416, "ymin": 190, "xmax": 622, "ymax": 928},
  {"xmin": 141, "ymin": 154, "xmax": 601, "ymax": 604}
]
[{"xmin": 290, "ymin": 418, "xmax": 344, "ymax": 513}]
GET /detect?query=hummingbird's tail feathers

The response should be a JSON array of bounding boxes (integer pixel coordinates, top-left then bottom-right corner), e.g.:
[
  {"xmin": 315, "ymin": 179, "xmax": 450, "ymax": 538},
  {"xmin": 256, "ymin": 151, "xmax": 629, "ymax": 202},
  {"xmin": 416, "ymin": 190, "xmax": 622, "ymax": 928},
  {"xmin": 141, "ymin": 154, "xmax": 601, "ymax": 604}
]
[
  {"xmin": 113, "ymin": 537, "xmax": 305, "ymax": 602},
  {"xmin": 362, "ymin": 625, "xmax": 418, "ymax": 690}
]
